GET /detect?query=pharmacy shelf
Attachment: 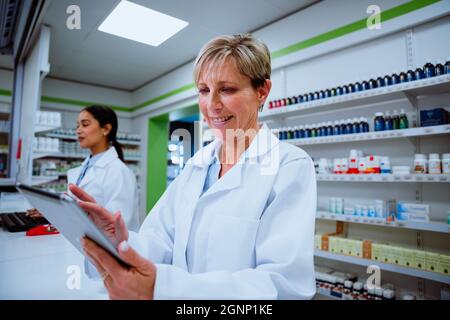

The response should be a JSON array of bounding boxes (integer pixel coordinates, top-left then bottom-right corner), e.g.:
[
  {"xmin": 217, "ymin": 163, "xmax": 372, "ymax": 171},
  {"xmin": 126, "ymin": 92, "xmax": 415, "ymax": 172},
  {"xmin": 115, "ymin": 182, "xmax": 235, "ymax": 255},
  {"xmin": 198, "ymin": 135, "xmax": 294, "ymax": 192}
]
[
  {"xmin": 260, "ymin": 74, "xmax": 450, "ymax": 120},
  {"xmin": 283, "ymin": 125, "xmax": 450, "ymax": 146},
  {"xmin": 316, "ymin": 211, "xmax": 450, "ymax": 233},
  {"xmin": 31, "ymin": 176, "xmax": 59, "ymax": 186},
  {"xmin": 316, "ymin": 173, "xmax": 450, "ymax": 183},
  {"xmin": 35, "ymin": 124, "xmax": 60, "ymax": 134},
  {"xmin": 44, "ymin": 133, "xmax": 141, "ymax": 146},
  {"xmin": 314, "ymin": 250, "xmax": 450, "ymax": 284},
  {"xmin": 32, "ymin": 152, "xmax": 140, "ymax": 162}
]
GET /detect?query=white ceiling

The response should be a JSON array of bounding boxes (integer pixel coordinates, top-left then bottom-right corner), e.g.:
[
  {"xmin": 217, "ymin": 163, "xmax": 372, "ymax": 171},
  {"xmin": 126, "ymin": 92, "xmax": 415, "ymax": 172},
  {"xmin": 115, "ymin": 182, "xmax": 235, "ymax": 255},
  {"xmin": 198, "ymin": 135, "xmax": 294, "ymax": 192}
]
[{"xmin": 1, "ymin": 0, "xmax": 318, "ymax": 91}]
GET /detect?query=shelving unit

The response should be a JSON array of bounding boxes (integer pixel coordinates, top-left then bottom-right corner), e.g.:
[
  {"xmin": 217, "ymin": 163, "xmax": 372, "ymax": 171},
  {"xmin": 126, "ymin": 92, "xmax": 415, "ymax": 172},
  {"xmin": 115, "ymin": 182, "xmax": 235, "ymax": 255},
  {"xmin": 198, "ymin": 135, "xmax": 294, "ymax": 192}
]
[
  {"xmin": 316, "ymin": 173, "xmax": 450, "ymax": 183},
  {"xmin": 260, "ymin": 74, "xmax": 450, "ymax": 120},
  {"xmin": 316, "ymin": 211, "xmax": 450, "ymax": 233},
  {"xmin": 282, "ymin": 124, "xmax": 450, "ymax": 146},
  {"xmin": 32, "ymin": 152, "xmax": 140, "ymax": 162},
  {"xmin": 44, "ymin": 132, "xmax": 141, "ymax": 146},
  {"xmin": 315, "ymin": 250, "xmax": 450, "ymax": 284}
]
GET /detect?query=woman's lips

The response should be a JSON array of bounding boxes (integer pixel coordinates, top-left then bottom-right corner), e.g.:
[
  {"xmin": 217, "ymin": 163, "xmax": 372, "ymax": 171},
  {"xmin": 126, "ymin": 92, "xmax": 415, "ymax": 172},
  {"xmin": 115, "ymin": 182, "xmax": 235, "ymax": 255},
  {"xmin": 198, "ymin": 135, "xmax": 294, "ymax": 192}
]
[{"xmin": 211, "ymin": 115, "xmax": 233, "ymax": 127}]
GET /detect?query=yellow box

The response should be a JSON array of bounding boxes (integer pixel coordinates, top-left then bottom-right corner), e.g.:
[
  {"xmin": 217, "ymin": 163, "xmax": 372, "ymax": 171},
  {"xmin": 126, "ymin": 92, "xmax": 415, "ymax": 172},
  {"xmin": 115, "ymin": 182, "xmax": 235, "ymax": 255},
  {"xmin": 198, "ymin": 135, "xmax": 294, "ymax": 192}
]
[
  {"xmin": 438, "ymin": 254, "xmax": 450, "ymax": 276},
  {"xmin": 343, "ymin": 238, "xmax": 353, "ymax": 256},
  {"xmin": 413, "ymin": 250, "xmax": 427, "ymax": 270},
  {"xmin": 400, "ymin": 248, "xmax": 415, "ymax": 268},
  {"xmin": 379, "ymin": 244, "xmax": 392, "ymax": 264},
  {"xmin": 328, "ymin": 236, "xmax": 339, "ymax": 253},
  {"xmin": 352, "ymin": 240, "xmax": 363, "ymax": 258},
  {"xmin": 314, "ymin": 234, "xmax": 322, "ymax": 250},
  {"xmin": 390, "ymin": 246, "xmax": 403, "ymax": 265},
  {"xmin": 372, "ymin": 243, "xmax": 382, "ymax": 261},
  {"xmin": 337, "ymin": 237, "xmax": 346, "ymax": 255},
  {"xmin": 425, "ymin": 252, "xmax": 441, "ymax": 273}
]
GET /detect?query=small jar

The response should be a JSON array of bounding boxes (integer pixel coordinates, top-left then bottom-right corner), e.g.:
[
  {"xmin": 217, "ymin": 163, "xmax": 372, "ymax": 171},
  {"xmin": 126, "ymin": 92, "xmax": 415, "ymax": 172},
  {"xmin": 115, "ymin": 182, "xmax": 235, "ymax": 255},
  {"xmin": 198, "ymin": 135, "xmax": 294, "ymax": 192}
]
[
  {"xmin": 414, "ymin": 154, "xmax": 428, "ymax": 174},
  {"xmin": 428, "ymin": 153, "xmax": 441, "ymax": 174},
  {"xmin": 442, "ymin": 153, "xmax": 450, "ymax": 174}
]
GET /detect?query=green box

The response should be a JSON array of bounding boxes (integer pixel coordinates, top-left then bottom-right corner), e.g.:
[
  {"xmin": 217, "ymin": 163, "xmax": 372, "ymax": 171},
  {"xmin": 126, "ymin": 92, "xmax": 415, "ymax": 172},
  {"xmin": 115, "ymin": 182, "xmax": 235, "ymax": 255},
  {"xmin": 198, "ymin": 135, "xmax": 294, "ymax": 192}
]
[
  {"xmin": 413, "ymin": 250, "xmax": 427, "ymax": 270},
  {"xmin": 379, "ymin": 244, "xmax": 392, "ymax": 264},
  {"xmin": 438, "ymin": 254, "xmax": 450, "ymax": 275},
  {"xmin": 401, "ymin": 248, "xmax": 415, "ymax": 268},
  {"xmin": 390, "ymin": 246, "xmax": 403, "ymax": 265},
  {"xmin": 372, "ymin": 243, "xmax": 382, "ymax": 261},
  {"xmin": 329, "ymin": 236, "xmax": 338, "ymax": 253},
  {"xmin": 425, "ymin": 252, "xmax": 441, "ymax": 273}
]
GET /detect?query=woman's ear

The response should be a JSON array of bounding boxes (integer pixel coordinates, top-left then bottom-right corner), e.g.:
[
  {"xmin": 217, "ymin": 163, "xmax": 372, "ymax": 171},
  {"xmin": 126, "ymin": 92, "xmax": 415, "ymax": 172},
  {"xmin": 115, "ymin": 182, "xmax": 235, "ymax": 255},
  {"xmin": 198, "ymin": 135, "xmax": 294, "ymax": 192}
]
[
  {"xmin": 258, "ymin": 79, "xmax": 272, "ymax": 105},
  {"xmin": 102, "ymin": 123, "xmax": 112, "ymax": 137}
]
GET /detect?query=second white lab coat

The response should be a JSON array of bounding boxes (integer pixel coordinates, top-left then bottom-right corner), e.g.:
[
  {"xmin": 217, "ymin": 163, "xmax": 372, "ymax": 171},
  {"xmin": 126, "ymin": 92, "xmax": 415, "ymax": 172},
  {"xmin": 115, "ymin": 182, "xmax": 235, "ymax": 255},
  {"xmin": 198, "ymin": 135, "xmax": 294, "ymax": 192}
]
[
  {"xmin": 67, "ymin": 147, "xmax": 140, "ymax": 231},
  {"xmin": 129, "ymin": 124, "xmax": 317, "ymax": 299}
]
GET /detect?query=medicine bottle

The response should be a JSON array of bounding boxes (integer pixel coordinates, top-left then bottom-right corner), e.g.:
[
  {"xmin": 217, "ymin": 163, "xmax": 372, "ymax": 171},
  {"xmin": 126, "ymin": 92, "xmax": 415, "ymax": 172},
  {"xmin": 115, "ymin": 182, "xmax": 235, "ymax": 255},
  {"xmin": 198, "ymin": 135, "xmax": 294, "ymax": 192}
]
[
  {"xmin": 414, "ymin": 154, "xmax": 428, "ymax": 174},
  {"xmin": 428, "ymin": 153, "xmax": 441, "ymax": 174},
  {"xmin": 374, "ymin": 112, "xmax": 385, "ymax": 131},
  {"xmin": 442, "ymin": 153, "xmax": 450, "ymax": 174}
]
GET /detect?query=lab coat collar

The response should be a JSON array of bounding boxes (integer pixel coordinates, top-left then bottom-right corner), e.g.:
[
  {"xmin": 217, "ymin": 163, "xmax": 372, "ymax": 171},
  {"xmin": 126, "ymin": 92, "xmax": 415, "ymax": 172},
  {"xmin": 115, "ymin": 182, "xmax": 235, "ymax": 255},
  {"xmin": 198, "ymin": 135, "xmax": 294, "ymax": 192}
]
[
  {"xmin": 91, "ymin": 147, "xmax": 118, "ymax": 168},
  {"xmin": 189, "ymin": 123, "xmax": 279, "ymax": 168}
]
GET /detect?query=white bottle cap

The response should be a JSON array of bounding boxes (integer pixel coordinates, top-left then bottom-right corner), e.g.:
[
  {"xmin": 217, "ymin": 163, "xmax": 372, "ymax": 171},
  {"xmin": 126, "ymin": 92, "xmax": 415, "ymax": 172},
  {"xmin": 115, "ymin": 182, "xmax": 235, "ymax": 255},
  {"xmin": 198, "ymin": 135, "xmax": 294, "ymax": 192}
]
[
  {"xmin": 415, "ymin": 154, "xmax": 426, "ymax": 160},
  {"xmin": 442, "ymin": 153, "xmax": 450, "ymax": 159},
  {"xmin": 375, "ymin": 112, "xmax": 383, "ymax": 117},
  {"xmin": 429, "ymin": 153, "xmax": 440, "ymax": 160}
]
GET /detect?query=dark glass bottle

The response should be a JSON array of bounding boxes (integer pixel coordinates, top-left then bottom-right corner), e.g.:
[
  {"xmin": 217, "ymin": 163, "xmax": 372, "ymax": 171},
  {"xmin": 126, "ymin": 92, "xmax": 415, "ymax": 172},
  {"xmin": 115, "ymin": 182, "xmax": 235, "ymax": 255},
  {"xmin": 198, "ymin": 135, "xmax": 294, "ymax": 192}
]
[
  {"xmin": 383, "ymin": 75, "xmax": 392, "ymax": 86},
  {"xmin": 297, "ymin": 94, "xmax": 303, "ymax": 103},
  {"xmin": 286, "ymin": 97, "xmax": 291, "ymax": 105},
  {"xmin": 325, "ymin": 89, "xmax": 331, "ymax": 98},
  {"xmin": 406, "ymin": 67, "xmax": 416, "ymax": 82},
  {"xmin": 319, "ymin": 90, "xmax": 325, "ymax": 99},
  {"xmin": 385, "ymin": 111, "xmax": 393, "ymax": 130},
  {"xmin": 352, "ymin": 118, "xmax": 360, "ymax": 134},
  {"xmin": 368, "ymin": 77, "xmax": 377, "ymax": 89},
  {"xmin": 354, "ymin": 81, "xmax": 362, "ymax": 92},
  {"xmin": 342, "ymin": 85, "xmax": 349, "ymax": 95},
  {"xmin": 423, "ymin": 60, "xmax": 435, "ymax": 78},
  {"xmin": 399, "ymin": 109, "xmax": 409, "ymax": 129},
  {"xmin": 292, "ymin": 96, "xmax": 298, "ymax": 104},
  {"xmin": 327, "ymin": 122, "xmax": 334, "ymax": 136},
  {"xmin": 392, "ymin": 110, "xmax": 400, "ymax": 130},
  {"xmin": 303, "ymin": 94, "xmax": 309, "ymax": 102},
  {"xmin": 391, "ymin": 73, "xmax": 400, "ymax": 85},
  {"xmin": 345, "ymin": 119, "xmax": 353, "ymax": 134},
  {"xmin": 308, "ymin": 92, "xmax": 314, "ymax": 101},
  {"xmin": 435, "ymin": 62, "xmax": 445, "ymax": 76},
  {"xmin": 376, "ymin": 76, "xmax": 385, "ymax": 87},
  {"xmin": 336, "ymin": 86, "xmax": 343, "ymax": 96},
  {"xmin": 299, "ymin": 126, "xmax": 305, "ymax": 138},
  {"xmin": 330, "ymin": 88, "xmax": 337, "ymax": 97},
  {"xmin": 313, "ymin": 91, "xmax": 320, "ymax": 100},
  {"xmin": 305, "ymin": 125, "xmax": 311, "ymax": 138},
  {"xmin": 445, "ymin": 57, "xmax": 450, "ymax": 74},
  {"xmin": 374, "ymin": 112, "xmax": 385, "ymax": 132},
  {"xmin": 294, "ymin": 126, "xmax": 300, "ymax": 139},
  {"xmin": 361, "ymin": 80, "xmax": 370, "ymax": 91},
  {"xmin": 348, "ymin": 83, "xmax": 356, "ymax": 93},
  {"xmin": 333, "ymin": 121, "xmax": 341, "ymax": 135},
  {"xmin": 311, "ymin": 125, "xmax": 317, "ymax": 138},
  {"xmin": 399, "ymin": 72, "xmax": 407, "ymax": 83},
  {"xmin": 415, "ymin": 67, "xmax": 424, "ymax": 80}
]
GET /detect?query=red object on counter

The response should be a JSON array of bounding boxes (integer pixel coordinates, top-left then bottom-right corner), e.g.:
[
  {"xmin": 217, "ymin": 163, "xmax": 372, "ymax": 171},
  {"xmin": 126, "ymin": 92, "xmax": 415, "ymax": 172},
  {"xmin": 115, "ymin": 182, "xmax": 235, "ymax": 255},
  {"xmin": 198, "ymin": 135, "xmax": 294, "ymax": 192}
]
[{"xmin": 26, "ymin": 225, "xmax": 60, "ymax": 236}]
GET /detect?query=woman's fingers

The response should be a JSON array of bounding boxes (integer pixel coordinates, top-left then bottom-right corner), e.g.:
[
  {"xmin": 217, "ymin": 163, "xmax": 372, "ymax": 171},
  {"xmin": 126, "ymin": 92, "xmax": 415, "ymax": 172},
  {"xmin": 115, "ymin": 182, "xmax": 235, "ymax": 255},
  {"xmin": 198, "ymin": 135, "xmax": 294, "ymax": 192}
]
[
  {"xmin": 114, "ymin": 212, "xmax": 129, "ymax": 243},
  {"xmin": 78, "ymin": 201, "xmax": 114, "ymax": 225},
  {"xmin": 68, "ymin": 184, "xmax": 97, "ymax": 203},
  {"xmin": 81, "ymin": 237, "xmax": 123, "ymax": 280}
]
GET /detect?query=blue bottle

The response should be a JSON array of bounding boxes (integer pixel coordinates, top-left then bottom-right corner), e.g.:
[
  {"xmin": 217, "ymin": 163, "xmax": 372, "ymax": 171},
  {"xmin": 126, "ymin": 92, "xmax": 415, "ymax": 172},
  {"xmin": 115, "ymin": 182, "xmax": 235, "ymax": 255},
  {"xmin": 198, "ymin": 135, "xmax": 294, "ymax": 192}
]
[
  {"xmin": 368, "ymin": 77, "xmax": 377, "ymax": 89},
  {"xmin": 319, "ymin": 90, "xmax": 325, "ymax": 99},
  {"xmin": 376, "ymin": 76, "xmax": 385, "ymax": 87},
  {"xmin": 345, "ymin": 119, "xmax": 353, "ymax": 134},
  {"xmin": 305, "ymin": 125, "xmax": 311, "ymax": 138},
  {"xmin": 362, "ymin": 118, "xmax": 370, "ymax": 133},
  {"xmin": 339, "ymin": 120, "xmax": 347, "ymax": 134},
  {"xmin": 336, "ymin": 86, "xmax": 343, "ymax": 95},
  {"xmin": 361, "ymin": 80, "xmax": 370, "ymax": 91},
  {"xmin": 348, "ymin": 83, "xmax": 356, "ymax": 93},
  {"xmin": 325, "ymin": 89, "xmax": 331, "ymax": 98},
  {"xmin": 406, "ymin": 67, "xmax": 416, "ymax": 82},
  {"xmin": 423, "ymin": 60, "xmax": 435, "ymax": 78},
  {"xmin": 297, "ymin": 94, "xmax": 303, "ymax": 103},
  {"xmin": 445, "ymin": 57, "xmax": 450, "ymax": 74},
  {"xmin": 374, "ymin": 112, "xmax": 386, "ymax": 131},
  {"xmin": 303, "ymin": 94, "xmax": 309, "ymax": 102},
  {"xmin": 291, "ymin": 96, "xmax": 298, "ymax": 104},
  {"xmin": 327, "ymin": 122, "xmax": 334, "ymax": 136},
  {"xmin": 391, "ymin": 73, "xmax": 400, "ymax": 85},
  {"xmin": 342, "ymin": 85, "xmax": 349, "ymax": 95},
  {"xmin": 330, "ymin": 88, "xmax": 337, "ymax": 97},
  {"xmin": 313, "ymin": 92, "xmax": 319, "ymax": 100},
  {"xmin": 352, "ymin": 118, "xmax": 361, "ymax": 134},
  {"xmin": 333, "ymin": 121, "xmax": 341, "ymax": 135},
  {"xmin": 415, "ymin": 67, "xmax": 424, "ymax": 80},
  {"xmin": 399, "ymin": 72, "xmax": 407, "ymax": 83},
  {"xmin": 435, "ymin": 61, "xmax": 445, "ymax": 76},
  {"xmin": 383, "ymin": 75, "xmax": 392, "ymax": 86},
  {"xmin": 385, "ymin": 111, "xmax": 393, "ymax": 130},
  {"xmin": 308, "ymin": 92, "xmax": 314, "ymax": 101},
  {"xmin": 354, "ymin": 81, "xmax": 362, "ymax": 92},
  {"xmin": 294, "ymin": 126, "xmax": 300, "ymax": 139},
  {"xmin": 299, "ymin": 126, "xmax": 305, "ymax": 138}
]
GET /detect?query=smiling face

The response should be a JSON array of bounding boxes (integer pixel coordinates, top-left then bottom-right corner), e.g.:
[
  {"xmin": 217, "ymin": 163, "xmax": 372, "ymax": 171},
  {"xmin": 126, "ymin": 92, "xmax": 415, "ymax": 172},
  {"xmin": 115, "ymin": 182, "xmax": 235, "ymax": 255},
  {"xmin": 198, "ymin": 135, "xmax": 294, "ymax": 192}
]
[
  {"xmin": 198, "ymin": 58, "xmax": 271, "ymax": 140},
  {"xmin": 76, "ymin": 111, "xmax": 111, "ymax": 150}
]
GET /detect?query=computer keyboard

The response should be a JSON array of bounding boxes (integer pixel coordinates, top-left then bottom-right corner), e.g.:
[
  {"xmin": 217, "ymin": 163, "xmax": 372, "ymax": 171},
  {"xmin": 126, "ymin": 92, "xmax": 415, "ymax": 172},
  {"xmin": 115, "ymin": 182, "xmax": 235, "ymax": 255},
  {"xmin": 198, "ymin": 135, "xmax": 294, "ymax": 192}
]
[{"xmin": 0, "ymin": 212, "xmax": 50, "ymax": 232}]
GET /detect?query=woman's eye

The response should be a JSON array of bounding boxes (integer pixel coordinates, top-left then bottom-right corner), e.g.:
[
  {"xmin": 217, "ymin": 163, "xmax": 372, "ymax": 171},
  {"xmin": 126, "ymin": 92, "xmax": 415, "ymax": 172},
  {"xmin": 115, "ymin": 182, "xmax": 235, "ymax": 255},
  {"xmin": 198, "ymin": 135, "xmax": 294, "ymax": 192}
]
[
  {"xmin": 198, "ymin": 88, "xmax": 209, "ymax": 94},
  {"xmin": 221, "ymin": 87, "xmax": 236, "ymax": 93}
]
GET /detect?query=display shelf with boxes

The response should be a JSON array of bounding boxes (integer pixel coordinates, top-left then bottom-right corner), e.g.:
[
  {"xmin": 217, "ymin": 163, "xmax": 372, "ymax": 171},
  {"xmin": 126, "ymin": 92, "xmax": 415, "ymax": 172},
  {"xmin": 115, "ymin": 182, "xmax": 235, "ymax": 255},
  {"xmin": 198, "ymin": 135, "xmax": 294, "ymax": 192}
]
[{"xmin": 44, "ymin": 128, "xmax": 142, "ymax": 146}]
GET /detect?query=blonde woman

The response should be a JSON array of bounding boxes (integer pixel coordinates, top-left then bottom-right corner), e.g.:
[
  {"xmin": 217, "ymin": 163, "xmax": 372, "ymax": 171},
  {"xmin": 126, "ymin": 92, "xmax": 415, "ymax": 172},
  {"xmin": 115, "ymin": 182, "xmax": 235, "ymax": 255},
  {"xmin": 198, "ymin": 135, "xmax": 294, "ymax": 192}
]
[{"xmin": 72, "ymin": 34, "xmax": 317, "ymax": 300}]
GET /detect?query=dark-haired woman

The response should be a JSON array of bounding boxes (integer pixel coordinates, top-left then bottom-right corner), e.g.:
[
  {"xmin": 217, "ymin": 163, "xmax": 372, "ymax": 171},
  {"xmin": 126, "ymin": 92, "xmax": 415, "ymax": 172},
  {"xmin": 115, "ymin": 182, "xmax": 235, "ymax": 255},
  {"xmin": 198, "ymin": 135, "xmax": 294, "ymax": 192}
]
[{"xmin": 66, "ymin": 105, "xmax": 140, "ymax": 232}]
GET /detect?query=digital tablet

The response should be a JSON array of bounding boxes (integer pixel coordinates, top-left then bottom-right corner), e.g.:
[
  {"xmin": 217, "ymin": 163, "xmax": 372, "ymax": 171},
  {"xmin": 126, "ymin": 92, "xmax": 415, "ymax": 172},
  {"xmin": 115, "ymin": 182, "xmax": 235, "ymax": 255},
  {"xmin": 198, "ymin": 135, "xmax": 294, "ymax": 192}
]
[{"xmin": 16, "ymin": 184, "xmax": 129, "ymax": 267}]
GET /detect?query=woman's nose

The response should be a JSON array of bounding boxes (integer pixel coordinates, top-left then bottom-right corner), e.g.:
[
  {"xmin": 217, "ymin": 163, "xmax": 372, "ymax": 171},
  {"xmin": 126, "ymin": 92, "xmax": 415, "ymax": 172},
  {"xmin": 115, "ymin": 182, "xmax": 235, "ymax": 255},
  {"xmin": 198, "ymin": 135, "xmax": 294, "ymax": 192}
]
[{"xmin": 207, "ymin": 92, "xmax": 223, "ymax": 111}]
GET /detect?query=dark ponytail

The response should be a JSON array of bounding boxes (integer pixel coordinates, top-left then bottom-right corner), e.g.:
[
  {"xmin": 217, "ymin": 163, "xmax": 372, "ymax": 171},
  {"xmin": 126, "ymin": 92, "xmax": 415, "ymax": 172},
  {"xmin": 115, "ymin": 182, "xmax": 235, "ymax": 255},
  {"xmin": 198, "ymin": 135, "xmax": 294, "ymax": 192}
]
[{"xmin": 82, "ymin": 105, "xmax": 124, "ymax": 162}]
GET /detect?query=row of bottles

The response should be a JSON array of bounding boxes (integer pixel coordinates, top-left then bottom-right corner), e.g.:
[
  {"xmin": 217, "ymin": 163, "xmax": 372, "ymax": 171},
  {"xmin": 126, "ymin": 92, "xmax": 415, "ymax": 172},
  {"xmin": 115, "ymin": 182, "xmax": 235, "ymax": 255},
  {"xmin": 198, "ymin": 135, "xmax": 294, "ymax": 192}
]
[
  {"xmin": 266, "ymin": 58, "xmax": 450, "ymax": 111},
  {"xmin": 373, "ymin": 109, "xmax": 409, "ymax": 131},
  {"xmin": 272, "ymin": 118, "xmax": 370, "ymax": 140}
]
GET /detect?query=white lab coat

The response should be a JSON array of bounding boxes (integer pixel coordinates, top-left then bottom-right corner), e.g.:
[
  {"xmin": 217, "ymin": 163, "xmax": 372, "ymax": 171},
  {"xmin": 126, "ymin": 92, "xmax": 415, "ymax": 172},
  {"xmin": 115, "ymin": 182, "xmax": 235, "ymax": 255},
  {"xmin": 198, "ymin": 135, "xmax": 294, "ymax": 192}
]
[
  {"xmin": 129, "ymin": 124, "xmax": 317, "ymax": 299},
  {"xmin": 67, "ymin": 147, "xmax": 140, "ymax": 232}
]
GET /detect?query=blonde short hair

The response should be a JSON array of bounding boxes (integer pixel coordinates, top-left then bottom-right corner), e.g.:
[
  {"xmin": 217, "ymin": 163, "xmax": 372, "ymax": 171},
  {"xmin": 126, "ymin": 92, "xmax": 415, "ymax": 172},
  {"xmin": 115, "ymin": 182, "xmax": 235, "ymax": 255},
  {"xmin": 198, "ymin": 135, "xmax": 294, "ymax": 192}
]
[{"xmin": 194, "ymin": 33, "xmax": 271, "ymax": 89}]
